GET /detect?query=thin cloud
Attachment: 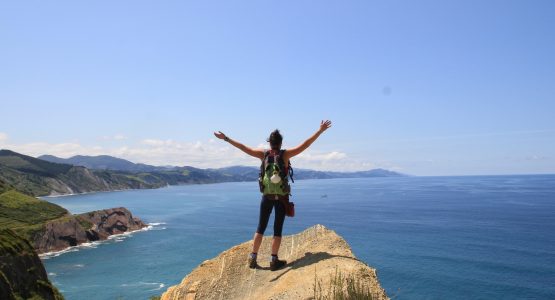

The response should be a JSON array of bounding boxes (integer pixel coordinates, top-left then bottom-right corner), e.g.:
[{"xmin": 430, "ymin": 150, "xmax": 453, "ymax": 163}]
[
  {"xmin": 112, "ymin": 134, "xmax": 127, "ymax": 140},
  {"xmin": 524, "ymin": 155, "xmax": 549, "ymax": 161},
  {"xmin": 296, "ymin": 151, "xmax": 347, "ymax": 162},
  {"xmin": 100, "ymin": 134, "xmax": 128, "ymax": 141},
  {"xmin": 356, "ymin": 129, "xmax": 555, "ymax": 145},
  {"xmin": 0, "ymin": 134, "xmax": 381, "ymax": 171}
]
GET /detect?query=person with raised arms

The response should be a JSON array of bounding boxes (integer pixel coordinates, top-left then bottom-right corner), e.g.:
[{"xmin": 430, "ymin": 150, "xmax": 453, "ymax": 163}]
[{"xmin": 214, "ymin": 120, "xmax": 332, "ymax": 270}]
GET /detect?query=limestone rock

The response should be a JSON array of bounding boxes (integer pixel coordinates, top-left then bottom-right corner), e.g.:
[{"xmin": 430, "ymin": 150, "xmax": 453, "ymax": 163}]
[{"xmin": 161, "ymin": 224, "xmax": 388, "ymax": 300}]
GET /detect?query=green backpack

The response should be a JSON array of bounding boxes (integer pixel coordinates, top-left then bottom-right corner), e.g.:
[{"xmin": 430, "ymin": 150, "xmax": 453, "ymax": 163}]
[{"xmin": 258, "ymin": 150, "xmax": 294, "ymax": 195}]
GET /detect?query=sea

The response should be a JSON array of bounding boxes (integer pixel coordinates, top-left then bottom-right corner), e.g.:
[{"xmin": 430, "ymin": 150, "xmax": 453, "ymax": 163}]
[{"xmin": 41, "ymin": 175, "xmax": 555, "ymax": 300}]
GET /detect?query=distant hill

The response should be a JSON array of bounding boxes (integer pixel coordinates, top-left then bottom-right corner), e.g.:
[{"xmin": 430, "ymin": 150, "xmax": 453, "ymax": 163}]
[
  {"xmin": 38, "ymin": 154, "xmax": 170, "ymax": 173},
  {"xmin": 1, "ymin": 150, "xmax": 254, "ymax": 197},
  {"xmin": 0, "ymin": 150, "xmax": 73, "ymax": 177},
  {"xmin": 1, "ymin": 150, "xmax": 404, "ymax": 197},
  {"xmin": 41, "ymin": 154, "xmax": 405, "ymax": 181},
  {"xmin": 296, "ymin": 168, "xmax": 403, "ymax": 179},
  {"xmin": 0, "ymin": 150, "xmax": 165, "ymax": 196},
  {"xmin": 209, "ymin": 165, "xmax": 404, "ymax": 180}
]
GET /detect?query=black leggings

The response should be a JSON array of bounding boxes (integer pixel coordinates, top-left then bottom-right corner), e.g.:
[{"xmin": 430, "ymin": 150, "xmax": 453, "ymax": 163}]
[{"xmin": 256, "ymin": 196, "xmax": 286, "ymax": 237}]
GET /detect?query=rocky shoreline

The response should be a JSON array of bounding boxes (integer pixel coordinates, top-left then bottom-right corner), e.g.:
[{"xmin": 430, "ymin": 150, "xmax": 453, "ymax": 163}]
[{"xmin": 30, "ymin": 207, "xmax": 147, "ymax": 255}]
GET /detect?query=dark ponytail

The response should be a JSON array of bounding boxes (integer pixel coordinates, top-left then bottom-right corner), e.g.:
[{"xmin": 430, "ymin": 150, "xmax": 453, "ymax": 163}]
[{"xmin": 267, "ymin": 129, "xmax": 283, "ymax": 150}]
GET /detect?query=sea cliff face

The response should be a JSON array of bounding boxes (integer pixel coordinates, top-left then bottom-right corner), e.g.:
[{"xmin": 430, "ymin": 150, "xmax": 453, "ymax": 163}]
[
  {"xmin": 0, "ymin": 229, "xmax": 64, "ymax": 300},
  {"xmin": 30, "ymin": 207, "xmax": 147, "ymax": 254},
  {"xmin": 161, "ymin": 224, "xmax": 388, "ymax": 300}
]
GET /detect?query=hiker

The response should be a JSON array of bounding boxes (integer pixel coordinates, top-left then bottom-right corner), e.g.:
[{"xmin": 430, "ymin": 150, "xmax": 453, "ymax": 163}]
[{"xmin": 213, "ymin": 120, "xmax": 332, "ymax": 270}]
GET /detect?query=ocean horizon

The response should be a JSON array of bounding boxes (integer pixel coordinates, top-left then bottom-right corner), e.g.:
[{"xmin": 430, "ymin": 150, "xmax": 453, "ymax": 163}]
[{"xmin": 42, "ymin": 175, "xmax": 555, "ymax": 299}]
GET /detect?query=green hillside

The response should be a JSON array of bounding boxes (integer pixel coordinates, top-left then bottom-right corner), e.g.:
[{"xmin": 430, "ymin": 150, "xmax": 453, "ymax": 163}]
[
  {"xmin": 0, "ymin": 150, "xmax": 165, "ymax": 196},
  {"xmin": 0, "ymin": 164, "xmax": 54, "ymax": 196},
  {"xmin": 0, "ymin": 150, "xmax": 72, "ymax": 177},
  {"xmin": 0, "ymin": 178, "xmax": 10, "ymax": 194},
  {"xmin": 0, "ymin": 190, "xmax": 68, "ymax": 241}
]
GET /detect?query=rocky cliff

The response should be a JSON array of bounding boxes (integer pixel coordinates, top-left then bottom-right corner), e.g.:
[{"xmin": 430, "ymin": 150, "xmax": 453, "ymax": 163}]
[
  {"xmin": 31, "ymin": 207, "xmax": 147, "ymax": 254},
  {"xmin": 1, "ymin": 187, "xmax": 148, "ymax": 255},
  {"xmin": 0, "ymin": 229, "xmax": 64, "ymax": 300},
  {"xmin": 161, "ymin": 225, "xmax": 388, "ymax": 300}
]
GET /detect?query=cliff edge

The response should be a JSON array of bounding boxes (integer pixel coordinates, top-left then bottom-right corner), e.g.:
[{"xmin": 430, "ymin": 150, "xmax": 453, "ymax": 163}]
[
  {"xmin": 0, "ymin": 229, "xmax": 63, "ymax": 300},
  {"xmin": 161, "ymin": 224, "xmax": 388, "ymax": 300}
]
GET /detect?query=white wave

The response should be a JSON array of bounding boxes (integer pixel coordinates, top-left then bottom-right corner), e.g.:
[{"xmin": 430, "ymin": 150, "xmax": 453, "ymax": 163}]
[
  {"xmin": 43, "ymin": 188, "xmax": 134, "ymax": 198},
  {"xmin": 79, "ymin": 241, "xmax": 102, "ymax": 248},
  {"xmin": 145, "ymin": 222, "xmax": 168, "ymax": 231},
  {"xmin": 148, "ymin": 283, "xmax": 166, "ymax": 291},
  {"xmin": 74, "ymin": 264, "xmax": 85, "ymax": 268},
  {"xmin": 40, "ymin": 223, "xmax": 165, "ymax": 260},
  {"xmin": 39, "ymin": 247, "xmax": 80, "ymax": 259},
  {"xmin": 107, "ymin": 232, "xmax": 132, "ymax": 240},
  {"xmin": 148, "ymin": 226, "xmax": 167, "ymax": 231},
  {"xmin": 148, "ymin": 222, "xmax": 167, "ymax": 226},
  {"xmin": 48, "ymin": 272, "xmax": 57, "ymax": 276},
  {"xmin": 121, "ymin": 281, "xmax": 164, "ymax": 288},
  {"xmin": 42, "ymin": 193, "xmax": 76, "ymax": 198}
]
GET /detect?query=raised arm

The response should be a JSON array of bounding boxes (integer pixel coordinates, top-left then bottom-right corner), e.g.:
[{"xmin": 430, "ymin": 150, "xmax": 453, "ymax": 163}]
[
  {"xmin": 285, "ymin": 120, "xmax": 332, "ymax": 159},
  {"xmin": 213, "ymin": 131, "xmax": 264, "ymax": 159}
]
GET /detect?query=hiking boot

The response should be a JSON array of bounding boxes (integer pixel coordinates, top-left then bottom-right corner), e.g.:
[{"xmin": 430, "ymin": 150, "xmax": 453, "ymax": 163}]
[
  {"xmin": 248, "ymin": 256, "xmax": 258, "ymax": 269},
  {"xmin": 270, "ymin": 258, "xmax": 287, "ymax": 271}
]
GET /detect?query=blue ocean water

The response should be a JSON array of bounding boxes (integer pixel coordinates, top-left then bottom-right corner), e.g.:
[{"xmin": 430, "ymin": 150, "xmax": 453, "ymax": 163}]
[{"xmin": 42, "ymin": 175, "xmax": 555, "ymax": 300}]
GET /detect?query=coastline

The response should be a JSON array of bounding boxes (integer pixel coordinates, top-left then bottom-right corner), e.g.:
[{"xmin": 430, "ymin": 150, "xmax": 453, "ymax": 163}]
[
  {"xmin": 39, "ymin": 176, "xmax": 555, "ymax": 299},
  {"xmin": 43, "ymin": 187, "xmax": 153, "ymax": 198},
  {"xmin": 41, "ymin": 182, "xmax": 200, "ymax": 199},
  {"xmin": 39, "ymin": 222, "xmax": 166, "ymax": 259}
]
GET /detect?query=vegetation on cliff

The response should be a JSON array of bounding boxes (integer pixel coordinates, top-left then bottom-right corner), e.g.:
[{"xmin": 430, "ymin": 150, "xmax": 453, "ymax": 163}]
[
  {"xmin": 0, "ymin": 190, "xmax": 69, "ymax": 242},
  {"xmin": 0, "ymin": 189, "xmax": 146, "ymax": 254},
  {"xmin": 0, "ymin": 229, "xmax": 64, "ymax": 300}
]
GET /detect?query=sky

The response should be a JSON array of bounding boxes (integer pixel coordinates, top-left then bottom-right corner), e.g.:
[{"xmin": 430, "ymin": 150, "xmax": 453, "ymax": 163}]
[{"xmin": 1, "ymin": 1, "xmax": 554, "ymax": 176}]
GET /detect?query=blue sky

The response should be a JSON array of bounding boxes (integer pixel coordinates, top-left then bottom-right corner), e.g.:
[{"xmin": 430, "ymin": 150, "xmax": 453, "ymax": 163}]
[{"xmin": 1, "ymin": 1, "xmax": 554, "ymax": 175}]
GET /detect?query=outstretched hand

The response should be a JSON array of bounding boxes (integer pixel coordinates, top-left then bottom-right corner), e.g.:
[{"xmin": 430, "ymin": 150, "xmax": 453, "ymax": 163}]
[
  {"xmin": 213, "ymin": 131, "xmax": 227, "ymax": 140},
  {"xmin": 319, "ymin": 120, "xmax": 332, "ymax": 133}
]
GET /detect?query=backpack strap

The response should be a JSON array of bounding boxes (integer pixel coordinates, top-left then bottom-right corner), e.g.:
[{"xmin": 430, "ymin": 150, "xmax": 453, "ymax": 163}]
[
  {"xmin": 278, "ymin": 149, "xmax": 294, "ymax": 183},
  {"xmin": 276, "ymin": 150, "xmax": 287, "ymax": 179},
  {"xmin": 260, "ymin": 150, "xmax": 269, "ymax": 177},
  {"xmin": 258, "ymin": 150, "xmax": 270, "ymax": 193},
  {"xmin": 288, "ymin": 160, "xmax": 294, "ymax": 183}
]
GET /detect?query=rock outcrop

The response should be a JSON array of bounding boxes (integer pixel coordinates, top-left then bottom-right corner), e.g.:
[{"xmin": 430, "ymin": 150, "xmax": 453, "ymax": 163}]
[
  {"xmin": 31, "ymin": 207, "xmax": 147, "ymax": 254},
  {"xmin": 161, "ymin": 225, "xmax": 388, "ymax": 300},
  {"xmin": 0, "ymin": 229, "xmax": 64, "ymax": 300}
]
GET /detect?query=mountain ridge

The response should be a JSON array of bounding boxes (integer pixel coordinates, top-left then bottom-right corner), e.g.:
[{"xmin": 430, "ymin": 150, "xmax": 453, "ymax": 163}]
[
  {"xmin": 39, "ymin": 153, "xmax": 406, "ymax": 179},
  {"xmin": 1, "ymin": 149, "xmax": 405, "ymax": 197},
  {"xmin": 0, "ymin": 150, "xmax": 164, "ymax": 197}
]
